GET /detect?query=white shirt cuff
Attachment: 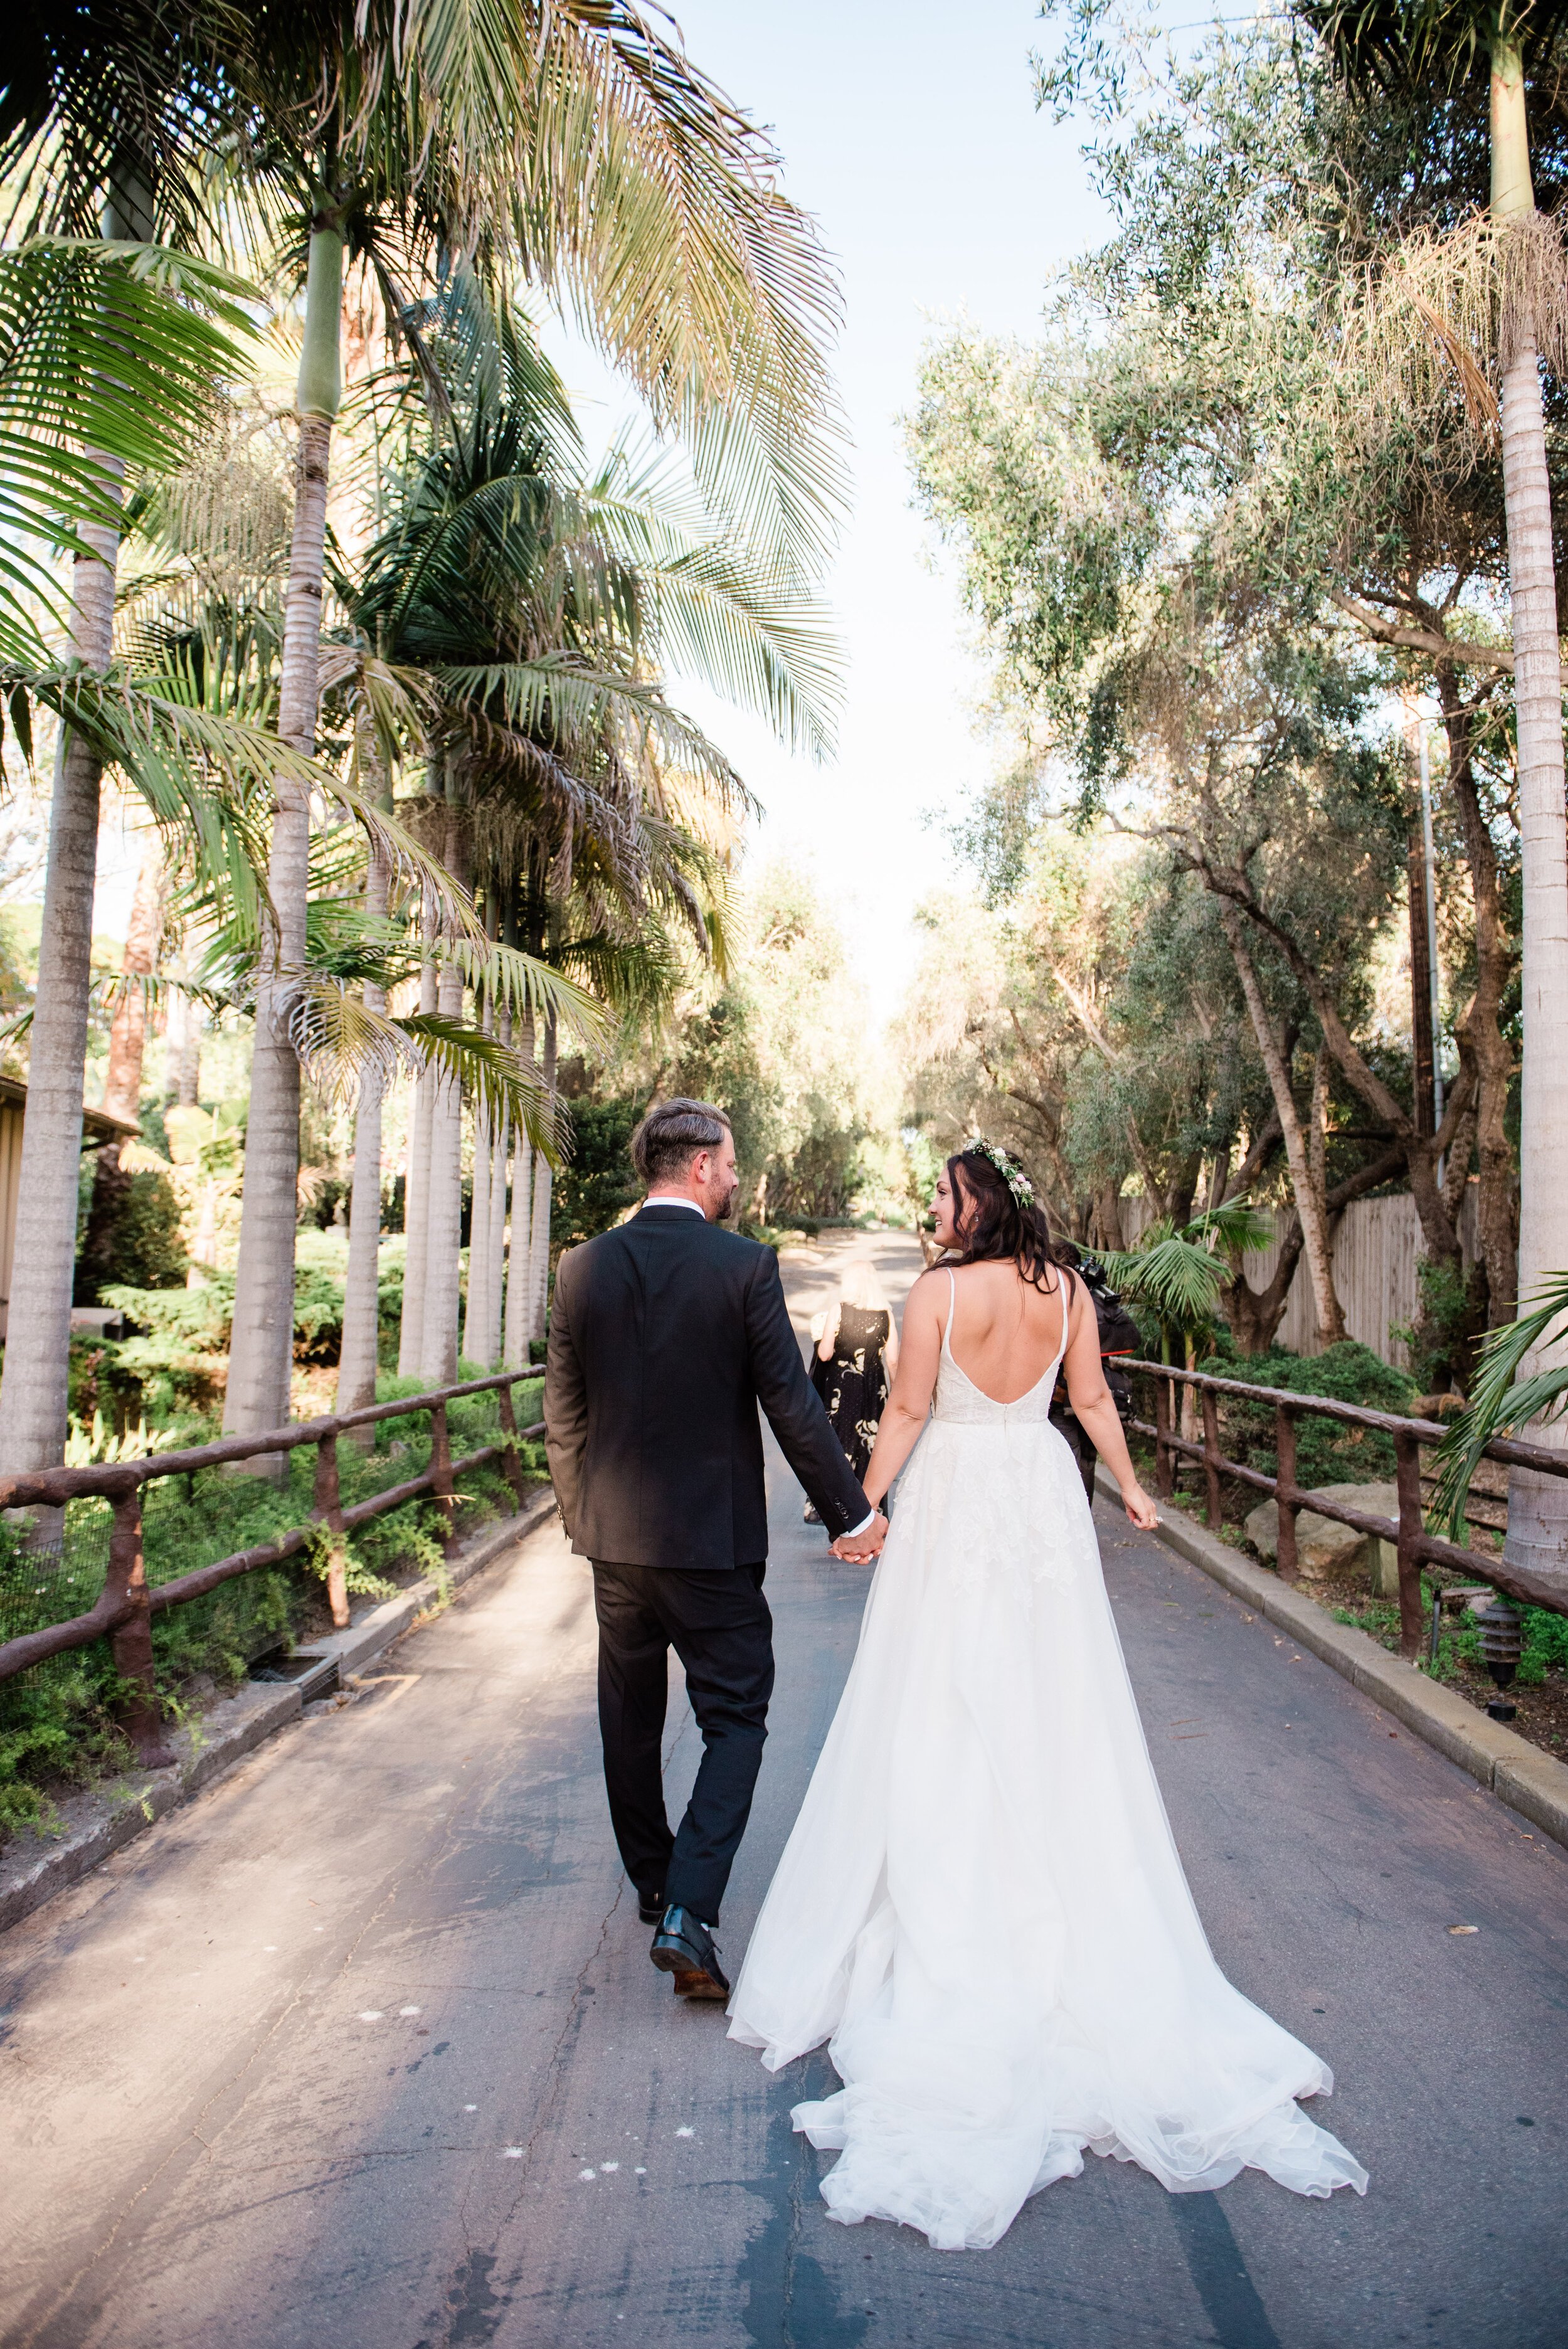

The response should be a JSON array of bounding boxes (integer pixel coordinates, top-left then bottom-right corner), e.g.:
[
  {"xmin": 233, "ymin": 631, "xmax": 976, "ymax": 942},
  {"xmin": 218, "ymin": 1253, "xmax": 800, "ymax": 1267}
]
[{"xmin": 844, "ymin": 1509, "xmax": 876, "ymax": 1537}]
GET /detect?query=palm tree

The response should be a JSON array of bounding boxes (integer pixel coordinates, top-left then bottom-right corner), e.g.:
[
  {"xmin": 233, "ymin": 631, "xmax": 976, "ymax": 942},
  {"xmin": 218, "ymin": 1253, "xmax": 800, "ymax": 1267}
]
[
  {"xmin": 334, "ymin": 724, "xmax": 391, "ymax": 1425},
  {"xmin": 0, "ymin": 235, "xmax": 285, "ymax": 1483},
  {"xmin": 1098, "ymin": 1202, "xmax": 1274, "ymax": 1362},
  {"xmin": 1303, "ymin": 2, "xmax": 1568, "ymax": 1574},
  {"xmin": 219, "ymin": 0, "xmax": 845, "ymax": 1440},
  {"xmin": 344, "ymin": 305, "xmax": 821, "ymax": 1386}
]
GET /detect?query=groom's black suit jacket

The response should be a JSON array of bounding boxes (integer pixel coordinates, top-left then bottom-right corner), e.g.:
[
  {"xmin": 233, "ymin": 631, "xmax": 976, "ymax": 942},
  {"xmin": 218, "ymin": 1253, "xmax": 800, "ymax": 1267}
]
[{"xmin": 544, "ymin": 1202, "xmax": 870, "ymax": 1569}]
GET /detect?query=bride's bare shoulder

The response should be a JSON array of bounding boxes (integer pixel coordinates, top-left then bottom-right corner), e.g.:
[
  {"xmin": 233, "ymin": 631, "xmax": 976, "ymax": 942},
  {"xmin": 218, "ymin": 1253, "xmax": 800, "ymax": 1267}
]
[{"xmin": 905, "ymin": 1266, "xmax": 952, "ymax": 1317}]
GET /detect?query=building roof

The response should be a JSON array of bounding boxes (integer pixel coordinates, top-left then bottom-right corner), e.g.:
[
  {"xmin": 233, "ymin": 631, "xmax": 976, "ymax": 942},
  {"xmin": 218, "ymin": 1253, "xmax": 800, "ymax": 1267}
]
[{"xmin": 0, "ymin": 1073, "xmax": 141, "ymax": 1143}]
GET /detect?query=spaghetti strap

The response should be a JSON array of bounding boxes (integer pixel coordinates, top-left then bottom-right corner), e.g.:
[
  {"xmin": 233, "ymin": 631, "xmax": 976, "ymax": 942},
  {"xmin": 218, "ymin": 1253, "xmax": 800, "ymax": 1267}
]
[
  {"xmin": 1051, "ymin": 1264, "xmax": 1074, "ymax": 1381},
  {"xmin": 943, "ymin": 1267, "xmax": 957, "ymax": 1354}
]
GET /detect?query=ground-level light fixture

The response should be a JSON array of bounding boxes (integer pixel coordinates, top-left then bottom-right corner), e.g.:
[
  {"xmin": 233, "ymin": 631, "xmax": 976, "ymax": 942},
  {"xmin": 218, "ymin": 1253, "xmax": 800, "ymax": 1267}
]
[{"xmin": 1475, "ymin": 1598, "xmax": 1523, "ymax": 1722}]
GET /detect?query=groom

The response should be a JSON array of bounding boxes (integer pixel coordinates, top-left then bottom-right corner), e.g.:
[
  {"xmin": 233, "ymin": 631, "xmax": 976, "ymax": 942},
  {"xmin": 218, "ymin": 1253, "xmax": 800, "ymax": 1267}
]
[{"xmin": 544, "ymin": 1098, "xmax": 887, "ymax": 2000}]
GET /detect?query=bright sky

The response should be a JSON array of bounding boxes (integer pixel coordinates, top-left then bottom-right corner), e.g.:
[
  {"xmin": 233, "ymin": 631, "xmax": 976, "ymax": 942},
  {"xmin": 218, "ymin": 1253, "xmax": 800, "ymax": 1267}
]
[{"xmin": 545, "ymin": 0, "xmax": 1111, "ymax": 1019}]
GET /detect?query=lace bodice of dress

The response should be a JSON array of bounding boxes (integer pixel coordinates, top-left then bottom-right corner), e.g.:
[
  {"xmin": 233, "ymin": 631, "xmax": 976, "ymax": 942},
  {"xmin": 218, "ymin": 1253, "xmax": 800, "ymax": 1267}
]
[{"xmin": 931, "ymin": 1269, "xmax": 1070, "ymax": 1425}]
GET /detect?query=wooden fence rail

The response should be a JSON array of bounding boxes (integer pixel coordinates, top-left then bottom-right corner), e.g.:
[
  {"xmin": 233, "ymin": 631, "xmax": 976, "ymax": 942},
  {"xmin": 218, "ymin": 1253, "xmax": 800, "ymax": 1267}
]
[
  {"xmin": 1126, "ymin": 1359, "xmax": 1568, "ymax": 1660},
  {"xmin": 0, "ymin": 1369, "xmax": 546, "ymax": 1767}
]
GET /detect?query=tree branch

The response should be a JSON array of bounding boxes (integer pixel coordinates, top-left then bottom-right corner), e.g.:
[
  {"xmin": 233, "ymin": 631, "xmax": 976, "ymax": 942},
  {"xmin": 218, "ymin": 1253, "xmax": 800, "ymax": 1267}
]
[
  {"xmin": 1048, "ymin": 965, "xmax": 1122, "ymax": 1066},
  {"xmin": 1330, "ymin": 590, "xmax": 1513, "ymax": 675}
]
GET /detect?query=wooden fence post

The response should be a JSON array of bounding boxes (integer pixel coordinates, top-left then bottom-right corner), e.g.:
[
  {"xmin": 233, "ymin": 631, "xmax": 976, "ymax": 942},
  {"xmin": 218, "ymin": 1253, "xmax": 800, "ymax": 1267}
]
[
  {"xmin": 1394, "ymin": 1431, "xmax": 1426, "ymax": 1660},
  {"xmin": 107, "ymin": 1480, "xmax": 176, "ymax": 1769},
  {"xmin": 1201, "ymin": 1387, "xmax": 1222, "ymax": 1530},
  {"xmin": 312, "ymin": 1433, "xmax": 349, "ymax": 1629},
  {"xmin": 1275, "ymin": 1405, "xmax": 1300, "ymax": 1584},
  {"xmin": 1154, "ymin": 1375, "xmax": 1174, "ymax": 1499},
  {"xmin": 429, "ymin": 1399, "xmax": 456, "ymax": 1546},
  {"xmin": 496, "ymin": 1379, "xmax": 529, "ymax": 1509}
]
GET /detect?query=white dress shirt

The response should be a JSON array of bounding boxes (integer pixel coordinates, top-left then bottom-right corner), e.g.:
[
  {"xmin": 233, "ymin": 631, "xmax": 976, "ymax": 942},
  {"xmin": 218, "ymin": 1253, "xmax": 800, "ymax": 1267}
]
[{"xmin": 640, "ymin": 1195, "xmax": 876, "ymax": 1540}]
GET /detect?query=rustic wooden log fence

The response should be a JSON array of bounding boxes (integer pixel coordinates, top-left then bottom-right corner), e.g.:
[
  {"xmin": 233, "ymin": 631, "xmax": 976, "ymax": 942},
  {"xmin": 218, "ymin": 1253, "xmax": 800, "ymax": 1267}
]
[
  {"xmin": 0, "ymin": 1371, "xmax": 546, "ymax": 1767},
  {"xmin": 1128, "ymin": 1359, "xmax": 1568, "ymax": 1658}
]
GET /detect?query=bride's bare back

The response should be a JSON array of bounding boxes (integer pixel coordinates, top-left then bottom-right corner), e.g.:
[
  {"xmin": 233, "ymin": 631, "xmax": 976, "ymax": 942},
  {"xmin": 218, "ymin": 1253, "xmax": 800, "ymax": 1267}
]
[{"xmin": 941, "ymin": 1258, "xmax": 1073, "ymax": 1404}]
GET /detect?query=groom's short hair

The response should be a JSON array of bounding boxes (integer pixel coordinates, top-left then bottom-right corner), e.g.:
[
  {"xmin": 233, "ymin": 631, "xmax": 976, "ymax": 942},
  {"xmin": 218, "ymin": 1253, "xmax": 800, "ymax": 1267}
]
[{"xmin": 632, "ymin": 1097, "xmax": 732, "ymax": 1185}]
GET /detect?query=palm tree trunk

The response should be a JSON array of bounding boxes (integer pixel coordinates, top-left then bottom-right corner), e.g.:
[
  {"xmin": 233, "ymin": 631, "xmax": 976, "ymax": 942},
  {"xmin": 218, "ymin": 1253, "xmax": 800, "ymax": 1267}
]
[
  {"xmin": 224, "ymin": 219, "xmax": 343, "ymax": 1460},
  {"xmin": 398, "ymin": 958, "xmax": 438, "ymax": 1374},
  {"xmin": 484, "ymin": 1006, "xmax": 511, "ymax": 1366},
  {"xmin": 464, "ymin": 1089, "xmax": 492, "ymax": 1364},
  {"xmin": 103, "ymin": 835, "xmax": 164, "ymax": 1126},
  {"xmin": 0, "ymin": 511, "xmax": 119, "ymax": 1484},
  {"xmin": 525, "ymin": 1012, "xmax": 558, "ymax": 1344},
  {"xmin": 503, "ymin": 1133, "xmax": 532, "ymax": 1368},
  {"xmin": 1440, "ymin": 679, "xmax": 1517, "ymax": 1328},
  {"xmin": 1220, "ymin": 906, "xmax": 1347, "ymax": 1344},
  {"xmin": 336, "ymin": 841, "xmax": 389, "ymax": 1428},
  {"xmin": 421, "ymin": 799, "xmax": 469, "ymax": 1381},
  {"xmin": 176, "ymin": 999, "xmax": 201, "ymax": 1106},
  {"xmin": 1490, "ymin": 45, "xmax": 1568, "ymax": 1578},
  {"xmin": 421, "ymin": 953, "xmax": 464, "ymax": 1380},
  {"xmin": 462, "ymin": 907, "xmax": 498, "ymax": 1366},
  {"xmin": 502, "ymin": 1000, "xmax": 534, "ymax": 1369}
]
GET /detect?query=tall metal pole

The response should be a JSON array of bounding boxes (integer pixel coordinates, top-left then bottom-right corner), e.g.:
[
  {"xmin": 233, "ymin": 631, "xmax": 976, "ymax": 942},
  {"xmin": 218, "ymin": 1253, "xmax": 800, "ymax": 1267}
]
[{"xmin": 1419, "ymin": 728, "xmax": 1444, "ymax": 1184}]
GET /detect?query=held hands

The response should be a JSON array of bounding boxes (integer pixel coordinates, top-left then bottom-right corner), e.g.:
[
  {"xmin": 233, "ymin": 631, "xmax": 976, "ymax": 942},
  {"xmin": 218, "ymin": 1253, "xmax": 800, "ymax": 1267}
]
[
  {"xmin": 831, "ymin": 1510, "xmax": 888, "ymax": 1564},
  {"xmin": 1121, "ymin": 1482, "xmax": 1160, "ymax": 1532}
]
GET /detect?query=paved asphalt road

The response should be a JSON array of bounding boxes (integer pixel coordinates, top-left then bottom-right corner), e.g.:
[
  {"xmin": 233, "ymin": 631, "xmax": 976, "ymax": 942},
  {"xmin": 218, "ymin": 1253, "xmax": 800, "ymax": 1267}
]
[{"xmin": 2, "ymin": 1232, "xmax": 1565, "ymax": 2349}]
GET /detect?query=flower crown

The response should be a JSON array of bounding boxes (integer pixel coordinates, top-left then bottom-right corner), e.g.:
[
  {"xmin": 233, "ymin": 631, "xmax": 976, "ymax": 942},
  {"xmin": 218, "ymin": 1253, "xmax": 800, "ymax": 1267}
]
[{"xmin": 964, "ymin": 1137, "xmax": 1034, "ymax": 1207}]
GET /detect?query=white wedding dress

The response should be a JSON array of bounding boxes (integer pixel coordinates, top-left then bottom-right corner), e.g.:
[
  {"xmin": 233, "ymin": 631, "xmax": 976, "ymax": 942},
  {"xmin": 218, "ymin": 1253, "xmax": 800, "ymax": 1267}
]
[{"xmin": 727, "ymin": 1273, "xmax": 1368, "ymax": 2251}]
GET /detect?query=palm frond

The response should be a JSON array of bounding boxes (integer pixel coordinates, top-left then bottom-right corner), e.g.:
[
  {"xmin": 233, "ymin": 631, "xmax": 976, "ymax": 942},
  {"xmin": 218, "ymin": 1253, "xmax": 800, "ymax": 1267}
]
[
  {"xmin": 280, "ymin": 977, "xmax": 566, "ymax": 1160},
  {"xmin": 1431, "ymin": 1273, "xmax": 1568, "ymax": 1537},
  {"xmin": 0, "ymin": 237, "xmax": 257, "ymax": 661},
  {"xmin": 443, "ymin": 939, "xmax": 607, "ymax": 1051},
  {"xmin": 437, "ymin": 657, "xmax": 751, "ymax": 805},
  {"xmin": 396, "ymin": 1013, "xmax": 566, "ymax": 1159},
  {"xmin": 1094, "ymin": 1233, "xmax": 1228, "ymax": 1334},
  {"xmin": 579, "ymin": 442, "xmax": 843, "ymax": 756},
  {"xmin": 1184, "ymin": 1199, "xmax": 1274, "ymax": 1258}
]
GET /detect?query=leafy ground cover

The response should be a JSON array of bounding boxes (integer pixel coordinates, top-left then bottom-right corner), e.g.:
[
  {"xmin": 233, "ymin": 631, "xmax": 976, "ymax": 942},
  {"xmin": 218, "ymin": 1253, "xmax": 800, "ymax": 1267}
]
[{"xmin": 0, "ymin": 1370, "xmax": 544, "ymax": 1847}]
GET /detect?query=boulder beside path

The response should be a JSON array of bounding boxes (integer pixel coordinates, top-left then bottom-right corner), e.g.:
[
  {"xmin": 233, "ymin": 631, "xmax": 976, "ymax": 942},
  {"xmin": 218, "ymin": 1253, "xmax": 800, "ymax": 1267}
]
[{"xmin": 1246, "ymin": 1480, "xmax": 1401, "ymax": 1593}]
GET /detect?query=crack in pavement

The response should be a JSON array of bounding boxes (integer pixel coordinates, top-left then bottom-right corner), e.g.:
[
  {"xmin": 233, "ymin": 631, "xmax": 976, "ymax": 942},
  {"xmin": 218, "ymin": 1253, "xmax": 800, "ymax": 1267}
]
[{"xmin": 428, "ymin": 1878, "xmax": 628, "ymax": 2346}]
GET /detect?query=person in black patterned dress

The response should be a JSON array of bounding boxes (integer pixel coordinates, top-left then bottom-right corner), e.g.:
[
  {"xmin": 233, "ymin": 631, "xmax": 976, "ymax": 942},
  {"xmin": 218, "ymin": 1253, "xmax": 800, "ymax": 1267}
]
[{"xmin": 804, "ymin": 1259, "xmax": 899, "ymax": 1522}]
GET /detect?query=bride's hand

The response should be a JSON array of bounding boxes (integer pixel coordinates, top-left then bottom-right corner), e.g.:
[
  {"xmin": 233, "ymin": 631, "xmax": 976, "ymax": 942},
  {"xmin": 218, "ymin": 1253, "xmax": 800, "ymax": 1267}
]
[{"xmin": 1121, "ymin": 1482, "xmax": 1160, "ymax": 1532}]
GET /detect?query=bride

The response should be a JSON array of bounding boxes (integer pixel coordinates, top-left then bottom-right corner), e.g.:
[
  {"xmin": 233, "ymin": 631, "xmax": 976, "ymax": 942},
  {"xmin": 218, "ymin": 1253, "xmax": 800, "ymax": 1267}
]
[{"xmin": 727, "ymin": 1141, "xmax": 1367, "ymax": 2251}]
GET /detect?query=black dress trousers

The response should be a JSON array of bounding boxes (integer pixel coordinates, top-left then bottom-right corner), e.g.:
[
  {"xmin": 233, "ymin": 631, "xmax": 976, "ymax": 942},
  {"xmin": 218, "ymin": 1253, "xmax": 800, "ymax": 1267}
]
[{"xmin": 591, "ymin": 1557, "xmax": 773, "ymax": 1927}]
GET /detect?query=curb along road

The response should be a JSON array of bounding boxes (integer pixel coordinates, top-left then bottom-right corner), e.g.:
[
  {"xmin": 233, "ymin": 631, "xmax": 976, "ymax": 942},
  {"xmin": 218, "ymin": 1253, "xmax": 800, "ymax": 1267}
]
[
  {"xmin": 0, "ymin": 1486, "xmax": 558, "ymax": 1937},
  {"xmin": 1133, "ymin": 1480, "xmax": 1568, "ymax": 1852}
]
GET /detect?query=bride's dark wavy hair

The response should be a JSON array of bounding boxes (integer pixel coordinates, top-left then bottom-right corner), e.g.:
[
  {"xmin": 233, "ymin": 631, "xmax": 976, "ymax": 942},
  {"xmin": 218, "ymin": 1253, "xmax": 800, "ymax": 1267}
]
[{"xmin": 943, "ymin": 1148, "xmax": 1061, "ymax": 1294}]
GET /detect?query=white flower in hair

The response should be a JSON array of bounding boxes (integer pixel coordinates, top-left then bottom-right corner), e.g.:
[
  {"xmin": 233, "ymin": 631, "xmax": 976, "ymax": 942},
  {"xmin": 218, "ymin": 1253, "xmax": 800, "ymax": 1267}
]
[{"xmin": 967, "ymin": 1137, "xmax": 1034, "ymax": 1206}]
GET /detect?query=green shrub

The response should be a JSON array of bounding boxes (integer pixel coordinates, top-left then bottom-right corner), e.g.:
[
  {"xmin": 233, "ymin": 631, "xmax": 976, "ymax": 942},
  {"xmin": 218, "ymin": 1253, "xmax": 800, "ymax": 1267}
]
[
  {"xmin": 114, "ymin": 1170, "xmax": 190, "ymax": 1288},
  {"xmin": 551, "ymin": 1095, "xmax": 642, "ymax": 1244},
  {"xmin": 1520, "ymin": 1605, "xmax": 1568, "ymax": 1687},
  {"xmin": 1202, "ymin": 1336, "xmax": 1417, "ymax": 1488}
]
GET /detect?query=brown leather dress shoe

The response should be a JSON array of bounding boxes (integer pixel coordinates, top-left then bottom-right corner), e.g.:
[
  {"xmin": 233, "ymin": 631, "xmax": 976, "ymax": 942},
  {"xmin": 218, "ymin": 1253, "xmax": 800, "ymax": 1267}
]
[{"xmin": 649, "ymin": 1906, "xmax": 729, "ymax": 1999}]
